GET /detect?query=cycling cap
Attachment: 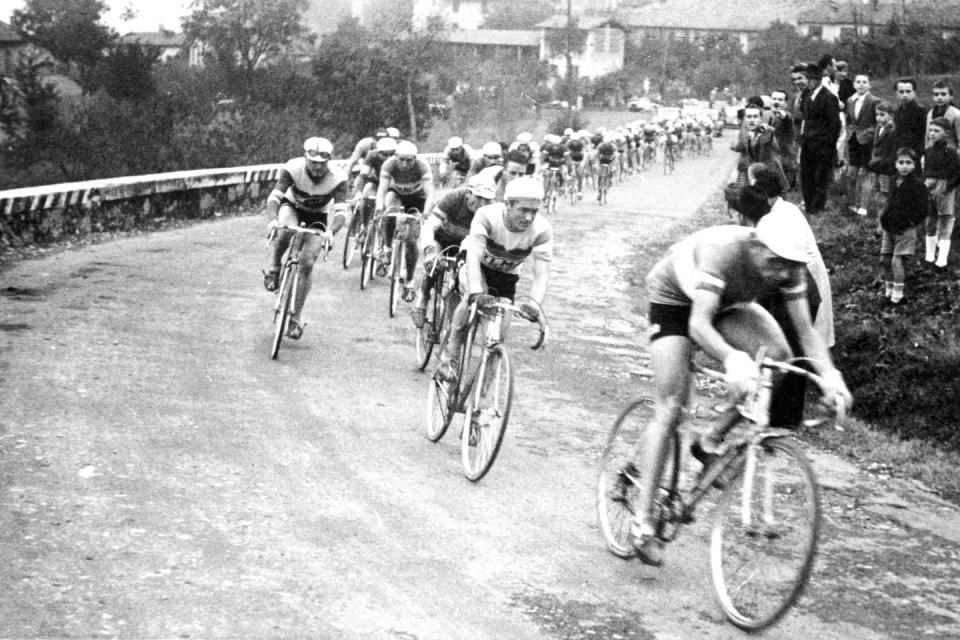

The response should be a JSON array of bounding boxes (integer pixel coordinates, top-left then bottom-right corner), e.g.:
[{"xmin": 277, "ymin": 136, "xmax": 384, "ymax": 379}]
[
  {"xmin": 477, "ymin": 165, "xmax": 504, "ymax": 184},
  {"xmin": 396, "ymin": 140, "xmax": 418, "ymax": 156},
  {"xmin": 374, "ymin": 128, "xmax": 388, "ymax": 138},
  {"xmin": 755, "ymin": 215, "xmax": 808, "ymax": 263},
  {"xmin": 504, "ymin": 176, "xmax": 544, "ymax": 201},
  {"xmin": 481, "ymin": 141, "xmax": 502, "ymax": 156},
  {"xmin": 516, "ymin": 132, "xmax": 533, "ymax": 144},
  {"xmin": 386, "ymin": 127, "xmax": 401, "ymax": 138},
  {"xmin": 563, "ymin": 127, "xmax": 574, "ymax": 135},
  {"xmin": 545, "ymin": 133, "xmax": 562, "ymax": 145},
  {"xmin": 603, "ymin": 133, "xmax": 615, "ymax": 143},
  {"xmin": 448, "ymin": 136, "xmax": 463, "ymax": 148},
  {"xmin": 304, "ymin": 137, "xmax": 333, "ymax": 159},
  {"xmin": 467, "ymin": 173, "xmax": 497, "ymax": 200},
  {"xmin": 577, "ymin": 129, "xmax": 591, "ymax": 138},
  {"xmin": 376, "ymin": 137, "xmax": 397, "ymax": 153}
]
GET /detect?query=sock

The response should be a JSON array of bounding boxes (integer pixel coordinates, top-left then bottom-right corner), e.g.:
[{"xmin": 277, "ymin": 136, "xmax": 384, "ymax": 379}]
[
  {"xmin": 891, "ymin": 282, "xmax": 904, "ymax": 303},
  {"xmin": 936, "ymin": 239, "xmax": 951, "ymax": 267},
  {"xmin": 925, "ymin": 235, "xmax": 938, "ymax": 262}
]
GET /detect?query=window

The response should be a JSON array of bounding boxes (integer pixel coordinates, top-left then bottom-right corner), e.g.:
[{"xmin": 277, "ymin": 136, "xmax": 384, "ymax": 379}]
[
  {"xmin": 807, "ymin": 25, "xmax": 823, "ymax": 39},
  {"xmin": 839, "ymin": 27, "xmax": 857, "ymax": 40}
]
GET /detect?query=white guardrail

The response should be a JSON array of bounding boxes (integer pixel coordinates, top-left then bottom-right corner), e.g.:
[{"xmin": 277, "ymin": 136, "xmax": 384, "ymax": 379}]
[{"xmin": 0, "ymin": 154, "xmax": 445, "ymax": 217}]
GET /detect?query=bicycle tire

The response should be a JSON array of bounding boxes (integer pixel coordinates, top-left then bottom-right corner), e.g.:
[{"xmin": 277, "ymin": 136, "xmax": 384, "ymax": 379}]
[
  {"xmin": 710, "ymin": 437, "xmax": 820, "ymax": 632},
  {"xmin": 461, "ymin": 344, "xmax": 512, "ymax": 482},
  {"xmin": 425, "ymin": 372, "xmax": 454, "ymax": 442},
  {"xmin": 343, "ymin": 214, "xmax": 361, "ymax": 270},
  {"xmin": 415, "ymin": 275, "xmax": 444, "ymax": 371},
  {"xmin": 270, "ymin": 265, "xmax": 294, "ymax": 360},
  {"xmin": 389, "ymin": 240, "xmax": 404, "ymax": 318},
  {"xmin": 596, "ymin": 397, "xmax": 680, "ymax": 558},
  {"xmin": 360, "ymin": 229, "xmax": 375, "ymax": 291}
]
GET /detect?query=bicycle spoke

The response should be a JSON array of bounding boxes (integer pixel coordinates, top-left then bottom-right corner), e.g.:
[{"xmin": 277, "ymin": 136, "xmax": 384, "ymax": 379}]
[{"xmin": 461, "ymin": 346, "xmax": 512, "ymax": 482}]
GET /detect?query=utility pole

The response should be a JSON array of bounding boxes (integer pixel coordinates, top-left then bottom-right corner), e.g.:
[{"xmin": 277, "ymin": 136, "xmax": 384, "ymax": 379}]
[{"xmin": 565, "ymin": 0, "xmax": 574, "ymax": 128}]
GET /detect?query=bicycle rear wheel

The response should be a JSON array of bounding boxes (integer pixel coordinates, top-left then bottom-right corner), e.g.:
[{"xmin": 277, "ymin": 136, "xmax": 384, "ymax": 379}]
[
  {"xmin": 389, "ymin": 241, "xmax": 405, "ymax": 318},
  {"xmin": 415, "ymin": 276, "xmax": 444, "ymax": 371},
  {"xmin": 270, "ymin": 265, "xmax": 294, "ymax": 360},
  {"xmin": 425, "ymin": 372, "xmax": 454, "ymax": 442},
  {"xmin": 461, "ymin": 344, "xmax": 512, "ymax": 482},
  {"xmin": 360, "ymin": 230, "xmax": 376, "ymax": 291},
  {"xmin": 710, "ymin": 437, "xmax": 820, "ymax": 632},
  {"xmin": 596, "ymin": 397, "xmax": 680, "ymax": 558}
]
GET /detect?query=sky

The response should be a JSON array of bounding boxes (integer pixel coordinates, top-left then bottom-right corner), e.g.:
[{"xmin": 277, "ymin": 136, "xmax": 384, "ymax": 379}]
[{"xmin": 0, "ymin": 0, "xmax": 191, "ymax": 35}]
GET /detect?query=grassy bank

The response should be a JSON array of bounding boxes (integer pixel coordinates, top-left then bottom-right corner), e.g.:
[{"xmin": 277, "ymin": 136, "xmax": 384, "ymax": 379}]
[{"xmin": 629, "ymin": 191, "xmax": 960, "ymax": 505}]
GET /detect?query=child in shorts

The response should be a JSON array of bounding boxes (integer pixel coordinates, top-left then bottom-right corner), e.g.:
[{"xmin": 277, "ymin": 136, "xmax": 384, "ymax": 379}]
[
  {"xmin": 880, "ymin": 148, "xmax": 928, "ymax": 303},
  {"xmin": 868, "ymin": 102, "xmax": 897, "ymax": 220}
]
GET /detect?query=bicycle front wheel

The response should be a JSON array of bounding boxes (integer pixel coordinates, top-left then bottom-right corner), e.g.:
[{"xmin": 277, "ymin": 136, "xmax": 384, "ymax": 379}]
[
  {"xmin": 270, "ymin": 266, "xmax": 294, "ymax": 360},
  {"xmin": 415, "ymin": 279, "xmax": 444, "ymax": 371},
  {"xmin": 710, "ymin": 437, "xmax": 820, "ymax": 632},
  {"xmin": 388, "ymin": 241, "xmax": 405, "ymax": 318},
  {"xmin": 461, "ymin": 345, "xmax": 512, "ymax": 482},
  {"xmin": 343, "ymin": 217, "xmax": 361, "ymax": 270},
  {"xmin": 360, "ymin": 231, "xmax": 376, "ymax": 290},
  {"xmin": 596, "ymin": 397, "xmax": 680, "ymax": 558}
]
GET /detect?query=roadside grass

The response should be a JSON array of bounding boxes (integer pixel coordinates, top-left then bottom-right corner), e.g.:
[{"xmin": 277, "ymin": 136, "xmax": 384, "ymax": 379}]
[{"xmin": 631, "ymin": 190, "xmax": 960, "ymax": 505}]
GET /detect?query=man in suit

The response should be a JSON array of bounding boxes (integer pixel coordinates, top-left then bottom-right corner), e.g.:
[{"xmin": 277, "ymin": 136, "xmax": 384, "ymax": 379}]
[
  {"xmin": 800, "ymin": 62, "xmax": 842, "ymax": 215},
  {"xmin": 844, "ymin": 72, "xmax": 881, "ymax": 215},
  {"xmin": 893, "ymin": 77, "xmax": 927, "ymax": 159},
  {"xmin": 771, "ymin": 89, "xmax": 798, "ymax": 190}
]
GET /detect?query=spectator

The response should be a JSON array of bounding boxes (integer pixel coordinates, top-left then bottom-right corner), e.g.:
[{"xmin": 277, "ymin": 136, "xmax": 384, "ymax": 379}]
[
  {"xmin": 790, "ymin": 63, "xmax": 809, "ymax": 132},
  {"xmin": 835, "ymin": 60, "xmax": 856, "ymax": 104},
  {"xmin": 880, "ymin": 148, "xmax": 928, "ymax": 304},
  {"xmin": 893, "ymin": 77, "xmax": 927, "ymax": 159},
  {"xmin": 922, "ymin": 117, "xmax": 960, "ymax": 267},
  {"xmin": 867, "ymin": 101, "xmax": 898, "ymax": 217},
  {"xmin": 770, "ymin": 89, "xmax": 799, "ymax": 190},
  {"xmin": 818, "ymin": 54, "xmax": 839, "ymax": 97},
  {"xmin": 730, "ymin": 104, "xmax": 787, "ymax": 187},
  {"xmin": 926, "ymin": 79, "xmax": 960, "ymax": 149},
  {"xmin": 844, "ymin": 72, "xmax": 880, "ymax": 216},
  {"xmin": 800, "ymin": 62, "xmax": 842, "ymax": 215}
]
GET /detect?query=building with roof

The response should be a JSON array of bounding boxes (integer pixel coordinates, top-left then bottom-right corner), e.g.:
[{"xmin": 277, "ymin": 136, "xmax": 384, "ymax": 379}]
[
  {"xmin": 1, "ymin": 20, "xmax": 24, "ymax": 77},
  {"xmin": 536, "ymin": 15, "xmax": 626, "ymax": 79},
  {"xmin": 796, "ymin": 1, "xmax": 960, "ymax": 41},
  {"xmin": 441, "ymin": 28, "xmax": 541, "ymax": 61},
  {"xmin": 120, "ymin": 30, "xmax": 193, "ymax": 64}
]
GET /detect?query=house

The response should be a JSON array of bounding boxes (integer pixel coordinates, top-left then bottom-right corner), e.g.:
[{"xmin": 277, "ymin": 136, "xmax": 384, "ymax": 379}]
[
  {"xmin": 796, "ymin": 2, "xmax": 960, "ymax": 42},
  {"xmin": 617, "ymin": 0, "xmax": 808, "ymax": 52},
  {"xmin": 536, "ymin": 15, "xmax": 626, "ymax": 80},
  {"xmin": 440, "ymin": 28, "xmax": 541, "ymax": 61},
  {"xmin": 1, "ymin": 20, "xmax": 24, "ymax": 77},
  {"xmin": 120, "ymin": 29, "xmax": 207, "ymax": 66}
]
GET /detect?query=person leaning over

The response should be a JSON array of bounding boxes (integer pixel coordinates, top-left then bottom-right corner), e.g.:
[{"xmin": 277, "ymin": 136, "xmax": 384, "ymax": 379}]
[
  {"xmin": 867, "ymin": 101, "xmax": 897, "ymax": 219},
  {"xmin": 922, "ymin": 117, "xmax": 960, "ymax": 268},
  {"xmin": 880, "ymin": 148, "xmax": 928, "ymax": 304}
]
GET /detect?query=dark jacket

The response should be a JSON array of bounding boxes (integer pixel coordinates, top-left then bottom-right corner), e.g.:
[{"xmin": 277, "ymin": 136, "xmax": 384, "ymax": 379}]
[
  {"xmin": 845, "ymin": 92, "xmax": 880, "ymax": 145},
  {"xmin": 893, "ymin": 100, "xmax": 927, "ymax": 157},
  {"xmin": 881, "ymin": 172, "xmax": 928, "ymax": 234},
  {"xmin": 868, "ymin": 122, "xmax": 897, "ymax": 175},
  {"xmin": 922, "ymin": 139, "xmax": 960, "ymax": 193},
  {"xmin": 801, "ymin": 86, "xmax": 842, "ymax": 152}
]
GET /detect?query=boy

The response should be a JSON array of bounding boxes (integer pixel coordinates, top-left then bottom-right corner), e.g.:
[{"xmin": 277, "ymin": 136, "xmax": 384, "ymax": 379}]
[
  {"xmin": 845, "ymin": 73, "xmax": 880, "ymax": 215},
  {"xmin": 893, "ymin": 78, "xmax": 927, "ymax": 159},
  {"xmin": 922, "ymin": 117, "xmax": 960, "ymax": 267},
  {"xmin": 868, "ymin": 101, "xmax": 897, "ymax": 218},
  {"xmin": 880, "ymin": 148, "xmax": 928, "ymax": 303},
  {"xmin": 926, "ymin": 79, "xmax": 960, "ymax": 149}
]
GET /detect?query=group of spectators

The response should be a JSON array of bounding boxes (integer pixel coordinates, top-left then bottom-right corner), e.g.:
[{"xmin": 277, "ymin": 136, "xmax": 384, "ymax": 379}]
[{"xmin": 729, "ymin": 54, "xmax": 960, "ymax": 305}]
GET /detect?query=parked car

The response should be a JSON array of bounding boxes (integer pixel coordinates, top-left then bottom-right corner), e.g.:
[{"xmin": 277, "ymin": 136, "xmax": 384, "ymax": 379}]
[{"xmin": 627, "ymin": 96, "xmax": 655, "ymax": 112}]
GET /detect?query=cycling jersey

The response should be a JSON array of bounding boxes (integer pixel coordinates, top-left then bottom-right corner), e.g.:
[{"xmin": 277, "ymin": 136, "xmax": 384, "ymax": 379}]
[
  {"xmin": 349, "ymin": 137, "xmax": 377, "ymax": 172},
  {"xmin": 541, "ymin": 141, "xmax": 567, "ymax": 168},
  {"xmin": 596, "ymin": 142, "xmax": 617, "ymax": 164},
  {"xmin": 445, "ymin": 147, "xmax": 472, "ymax": 174},
  {"xmin": 463, "ymin": 203, "xmax": 553, "ymax": 275},
  {"xmin": 646, "ymin": 225, "xmax": 806, "ymax": 308},
  {"xmin": 271, "ymin": 157, "xmax": 349, "ymax": 220},
  {"xmin": 590, "ymin": 132, "xmax": 603, "ymax": 147},
  {"xmin": 566, "ymin": 138, "xmax": 585, "ymax": 162},
  {"xmin": 380, "ymin": 156, "xmax": 432, "ymax": 196},
  {"xmin": 467, "ymin": 156, "xmax": 501, "ymax": 177},
  {"xmin": 427, "ymin": 186, "xmax": 478, "ymax": 246},
  {"xmin": 359, "ymin": 150, "xmax": 391, "ymax": 186}
]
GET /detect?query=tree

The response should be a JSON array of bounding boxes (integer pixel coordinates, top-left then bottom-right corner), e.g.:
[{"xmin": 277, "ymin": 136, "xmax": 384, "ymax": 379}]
[
  {"xmin": 181, "ymin": 0, "xmax": 313, "ymax": 77},
  {"xmin": 89, "ymin": 43, "xmax": 160, "ymax": 101},
  {"xmin": 11, "ymin": 0, "xmax": 114, "ymax": 90}
]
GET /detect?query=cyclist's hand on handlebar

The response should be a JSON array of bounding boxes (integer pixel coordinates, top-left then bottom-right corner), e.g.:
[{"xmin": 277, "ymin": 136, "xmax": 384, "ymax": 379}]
[
  {"xmin": 422, "ymin": 246, "xmax": 437, "ymax": 272},
  {"xmin": 469, "ymin": 293, "xmax": 496, "ymax": 309},
  {"xmin": 723, "ymin": 350, "xmax": 758, "ymax": 399},
  {"xmin": 819, "ymin": 368, "xmax": 853, "ymax": 412},
  {"xmin": 322, "ymin": 230, "xmax": 335, "ymax": 245},
  {"xmin": 519, "ymin": 302, "xmax": 540, "ymax": 322}
]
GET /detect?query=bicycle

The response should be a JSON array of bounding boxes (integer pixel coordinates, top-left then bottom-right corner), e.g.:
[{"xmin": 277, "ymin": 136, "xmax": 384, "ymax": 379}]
[
  {"xmin": 543, "ymin": 167, "xmax": 562, "ymax": 216},
  {"xmin": 383, "ymin": 207, "xmax": 421, "ymax": 318},
  {"xmin": 268, "ymin": 222, "xmax": 332, "ymax": 360},
  {"xmin": 596, "ymin": 355, "xmax": 845, "ymax": 632},
  {"xmin": 663, "ymin": 143, "xmax": 676, "ymax": 174},
  {"xmin": 414, "ymin": 245, "xmax": 463, "ymax": 371},
  {"xmin": 359, "ymin": 208, "xmax": 384, "ymax": 291},
  {"xmin": 342, "ymin": 197, "xmax": 370, "ymax": 270},
  {"xmin": 597, "ymin": 163, "xmax": 613, "ymax": 205},
  {"xmin": 425, "ymin": 296, "xmax": 547, "ymax": 482}
]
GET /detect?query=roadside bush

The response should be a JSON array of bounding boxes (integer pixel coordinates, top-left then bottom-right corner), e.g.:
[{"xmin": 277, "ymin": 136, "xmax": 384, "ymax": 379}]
[{"xmin": 547, "ymin": 111, "xmax": 590, "ymax": 135}]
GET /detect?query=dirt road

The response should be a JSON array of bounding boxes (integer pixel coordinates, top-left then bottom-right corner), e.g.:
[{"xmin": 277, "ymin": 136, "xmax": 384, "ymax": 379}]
[{"xmin": 2, "ymin": 135, "xmax": 959, "ymax": 639}]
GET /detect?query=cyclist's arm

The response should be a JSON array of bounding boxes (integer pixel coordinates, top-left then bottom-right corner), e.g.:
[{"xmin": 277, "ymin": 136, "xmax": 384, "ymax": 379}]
[
  {"xmin": 345, "ymin": 146, "xmax": 364, "ymax": 177},
  {"xmin": 688, "ymin": 288, "xmax": 739, "ymax": 365},
  {"xmin": 328, "ymin": 180, "xmax": 349, "ymax": 236},
  {"xmin": 783, "ymin": 292, "xmax": 834, "ymax": 375},
  {"xmin": 265, "ymin": 168, "xmax": 294, "ymax": 219},
  {"xmin": 375, "ymin": 169, "xmax": 391, "ymax": 211},
  {"xmin": 419, "ymin": 212, "xmax": 442, "ymax": 252},
  {"xmin": 420, "ymin": 169, "xmax": 436, "ymax": 217},
  {"xmin": 528, "ymin": 255, "xmax": 549, "ymax": 306},
  {"xmin": 353, "ymin": 163, "xmax": 371, "ymax": 195}
]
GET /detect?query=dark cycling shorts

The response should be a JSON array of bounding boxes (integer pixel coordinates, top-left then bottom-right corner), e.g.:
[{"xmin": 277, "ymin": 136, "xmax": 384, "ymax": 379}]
[
  {"xmin": 282, "ymin": 200, "xmax": 327, "ymax": 228},
  {"xmin": 387, "ymin": 190, "xmax": 427, "ymax": 214},
  {"xmin": 481, "ymin": 264, "xmax": 519, "ymax": 300},
  {"xmin": 570, "ymin": 154, "xmax": 584, "ymax": 162},
  {"xmin": 648, "ymin": 303, "xmax": 691, "ymax": 341}
]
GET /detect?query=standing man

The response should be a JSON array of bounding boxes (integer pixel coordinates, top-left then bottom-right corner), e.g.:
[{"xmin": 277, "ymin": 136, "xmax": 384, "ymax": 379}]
[
  {"xmin": 892, "ymin": 77, "xmax": 927, "ymax": 160},
  {"xmin": 770, "ymin": 89, "xmax": 798, "ymax": 190},
  {"xmin": 800, "ymin": 62, "xmax": 842, "ymax": 215},
  {"xmin": 844, "ymin": 72, "xmax": 880, "ymax": 216}
]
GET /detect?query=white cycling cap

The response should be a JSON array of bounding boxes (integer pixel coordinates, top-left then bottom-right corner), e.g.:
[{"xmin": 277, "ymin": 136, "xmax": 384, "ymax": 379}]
[
  {"xmin": 467, "ymin": 172, "xmax": 497, "ymax": 200},
  {"xmin": 448, "ymin": 136, "xmax": 463, "ymax": 148},
  {"xmin": 545, "ymin": 133, "xmax": 562, "ymax": 145},
  {"xmin": 481, "ymin": 141, "xmax": 502, "ymax": 156},
  {"xmin": 755, "ymin": 214, "xmax": 809, "ymax": 263},
  {"xmin": 386, "ymin": 127, "xmax": 401, "ymax": 138},
  {"xmin": 516, "ymin": 131, "xmax": 533, "ymax": 144},
  {"xmin": 303, "ymin": 137, "xmax": 333, "ymax": 158},
  {"xmin": 477, "ymin": 165, "xmax": 504, "ymax": 184},
  {"xmin": 504, "ymin": 176, "xmax": 544, "ymax": 201},
  {"xmin": 376, "ymin": 137, "xmax": 397, "ymax": 152},
  {"xmin": 396, "ymin": 140, "xmax": 418, "ymax": 156}
]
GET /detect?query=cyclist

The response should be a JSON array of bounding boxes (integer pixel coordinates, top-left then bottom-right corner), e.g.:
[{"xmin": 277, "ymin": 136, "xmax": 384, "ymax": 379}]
[
  {"xmin": 412, "ymin": 168, "xmax": 499, "ymax": 327},
  {"xmin": 630, "ymin": 221, "xmax": 853, "ymax": 567},
  {"xmin": 566, "ymin": 131, "xmax": 587, "ymax": 198},
  {"xmin": 439, "ymin": 136, "xmax": 474, "ymax": 187},
  {"xmin": 350, "ymin": 136, "xmax": 397, "ymax": 234},
  {"xmin": 467, "ymin": 141, "xmax": 503, "ymax": 178},
  {"xmin": 540, "ymin": 133, "xmax": 568, "ymax": 196},
  {"xmin": 641, "ymin": 124, "xmax": 658, "ymax": 168},
  {"xmin": 508, "ymin": 131, "xmax": 539, "ymax": 176},
  {"xmin": 595, "ymin": 134, "xmax": 618, "ymax": 200},
  {"xmin": 376, "ymin": 140, "xmax": 435, "ymax": 300},
  {"xmin": 263, "ymin": 137, "xmax": 348, "ymax": 339},
  {"xmin": 345, "ymin": 128, "xmax": 389, "ymax": 186},
  {"xmin": 436, "ymin": 176, "xmax": 553, "ymax": 383}
]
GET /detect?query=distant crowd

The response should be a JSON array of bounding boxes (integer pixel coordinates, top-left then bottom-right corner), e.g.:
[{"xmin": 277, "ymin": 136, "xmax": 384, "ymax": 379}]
[{"xmin": 727, "ymin": 54, "xmax": 960, "ymax": 305}]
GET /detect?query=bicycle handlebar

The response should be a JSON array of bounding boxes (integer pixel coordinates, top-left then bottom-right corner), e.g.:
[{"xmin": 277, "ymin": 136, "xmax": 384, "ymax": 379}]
[
  {"xmin": 472, "ymin": 297, "xmax": 549, "ymax": 351},
  {"xmin": 269, "ymin": 222, "xmax": 333, "ymax": 260}
]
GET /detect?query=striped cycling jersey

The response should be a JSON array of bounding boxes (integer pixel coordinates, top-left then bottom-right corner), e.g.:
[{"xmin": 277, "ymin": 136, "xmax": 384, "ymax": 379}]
[
  {"xmin": 429, "ymin": 187, "xmax": 478, "ymax": 244},
  {"xmin": 462, "ymin": 202, "xmax": 553, "ymax": 275},
  {"xmin": 271, "ymin": 158, "xmax": 348, "ymax": 214},
  {"xmin": 380, "ymin": 156, "xmax": 432, "ymax": 195},
  {"xmin": 566, "ymin": 138, "xmax": 585, "ymax": 161},
  {"xmin": 645, "ymin": 225, "xmax": 806, "ymax": 307}
]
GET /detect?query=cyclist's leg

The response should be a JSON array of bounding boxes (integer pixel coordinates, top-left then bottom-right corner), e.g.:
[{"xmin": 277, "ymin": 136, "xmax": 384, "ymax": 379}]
[
  {"xmin": 438, "ymin": 264, "xmax": 486, "ymax": 378},
  {"xmin": 382, "ymin": 191, "xmax": 402, "ymax": 250},
  {"xmin": 289, "ymin": 215, "xmax": 327, "ymax": 332},
  {"xmin": 361, "ymin": 182, "xmax": 377, "ymax": 225},
  {"xmin": 265, "ymin": 204, "xmax": 298, "ymax": 286},
  {"xmin": 403, "ymin": 195, "xmax": 425, "ymax": 284}
]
